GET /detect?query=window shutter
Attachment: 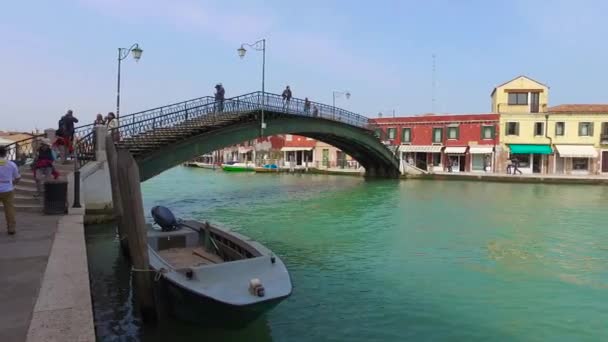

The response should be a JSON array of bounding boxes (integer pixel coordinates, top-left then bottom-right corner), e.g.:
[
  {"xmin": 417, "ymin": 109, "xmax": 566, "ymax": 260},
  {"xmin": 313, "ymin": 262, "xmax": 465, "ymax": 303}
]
[
  {"xmin": 505, "ymin": 123, "xmax": 510, "ymax": 135},
  {"xmin": 578, "ymin": 123, "xmax": 583, "ymax": 136},
  {"xmin": 481, "ymin": 126, "xmax": 485, "ymax": 140},
  {"xmin": 456, "ymin": 127, "xmax": 460, "ymax": 139},
  {"xmin": 515, "ymin": 122, "xmax": 520, "ymax": 136},
  {"xmin": 590, "ymin": 123, "xmax": 594, "ymax": 136},
  {"xmin": 491, "ymin": 125, "xmax": 496, "ymax": 138}
]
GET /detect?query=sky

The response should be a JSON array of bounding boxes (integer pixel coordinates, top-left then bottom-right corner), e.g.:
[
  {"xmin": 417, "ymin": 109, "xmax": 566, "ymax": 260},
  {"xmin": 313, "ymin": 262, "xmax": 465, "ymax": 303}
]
[{"xmin": 1, "ymin": 0, "xmax": 608, "ymax": 131}]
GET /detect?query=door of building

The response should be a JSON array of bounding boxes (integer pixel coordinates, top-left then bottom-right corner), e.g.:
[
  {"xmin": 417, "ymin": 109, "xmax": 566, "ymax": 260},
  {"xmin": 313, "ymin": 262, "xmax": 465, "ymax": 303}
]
[
  {"xmin": 532, "ymin": 154, "xmax": 542, "ymax": 173},
  {"xmin": 602, "ymin": 151, "xmax": 608, "ymax": 173}
]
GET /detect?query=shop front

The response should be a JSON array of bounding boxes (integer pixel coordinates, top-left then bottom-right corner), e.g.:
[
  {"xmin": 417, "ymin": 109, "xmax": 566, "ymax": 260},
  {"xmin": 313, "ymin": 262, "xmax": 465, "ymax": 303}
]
[
  {"xmin": 443, "ymin": 146, "xmax": 467, "ymax": 173},
  {"xmin": 554, "ymin": 145, "xmax": 597, "ymax": 175},
  {"xmin": 469, "ymin": 145, "xmax": 494, "ymax": 172},
  {"xmin": 399, "ymin": 145, "xmax": 443, "ymax": 172},
  {"xmin": 507, "ymin": 144, "xmax": 552, "ymax": 174},
  {"xmin": 281, "ymin": 147, "xmax": 314, "ymax": 167}
]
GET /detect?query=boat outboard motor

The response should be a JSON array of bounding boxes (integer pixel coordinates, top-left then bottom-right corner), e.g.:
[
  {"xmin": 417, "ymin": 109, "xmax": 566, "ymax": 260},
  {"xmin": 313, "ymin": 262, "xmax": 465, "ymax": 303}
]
[{"xmin": 151, "ymin": 206, "xmax": 180, "ymax": 231}]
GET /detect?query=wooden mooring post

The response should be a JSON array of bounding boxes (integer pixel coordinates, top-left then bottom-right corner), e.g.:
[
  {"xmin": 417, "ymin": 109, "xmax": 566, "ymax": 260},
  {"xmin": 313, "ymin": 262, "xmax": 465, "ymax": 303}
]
[
  {"xmin": 115, "ymin": 148, "xmax": 157, "ymax": 321},
  {"xmin": 105, "ymin": 135, "xmax": 128, "ymax": 254}
]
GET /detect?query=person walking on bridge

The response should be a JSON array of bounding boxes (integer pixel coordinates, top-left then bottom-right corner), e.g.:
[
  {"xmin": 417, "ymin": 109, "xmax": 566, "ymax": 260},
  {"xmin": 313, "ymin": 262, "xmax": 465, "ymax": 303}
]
[
  {"xmin": 0, "ymin": 146, "xmax": 20, "ymax": 235},
  {"xmin": 106, "ymin": 112, "xmax": 119, "ymax": 142},
  {"xmin": 215, "ymin": 83, "xmax": 225, "ymax": 113},
  {"xmin": 59, "ymin": 110, "xmax": 78, "ymax": 161},
  {"xmin": 282, "ymin": 86, "xmax": 292, "ymax": 111}
]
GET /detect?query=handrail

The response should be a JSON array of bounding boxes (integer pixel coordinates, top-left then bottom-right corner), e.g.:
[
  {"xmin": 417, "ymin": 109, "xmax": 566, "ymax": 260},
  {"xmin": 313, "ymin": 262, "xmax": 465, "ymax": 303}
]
[{"xmin": 72, "ymin": 91, "xmax": 390, "ymax": 169}]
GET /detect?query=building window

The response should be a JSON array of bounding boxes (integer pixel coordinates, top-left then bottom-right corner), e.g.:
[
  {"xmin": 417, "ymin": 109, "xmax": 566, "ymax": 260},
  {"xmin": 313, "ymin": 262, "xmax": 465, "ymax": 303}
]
[
  {"xmin": 401, "ymin": 128, "xmax": 412, "ymax": 143},
  {"xmin": 432, "ymin": 128, "xmax": 443, "ymax": 143},
  {"xmin": 508, "ymin": 92, "xmax": 528, "ymax": 105},
  {"xmin": 481, "ymin": 125, "xmax": 495, "ymax": 139},
  {"xmin": 387, "ymin": 128, "xmax": 396, "ymax": 139},
  {"xmin": 286, "ymin": 134, "xmax": 293, "ymax": 141},
  {"xmin": 506, "ymin": 122, "xmax": 519, "ymax": 136},
  {"xmin": 578, "ymin": 122, "xmax": 594, "ymax": 136},
  {"xmin": 572, "ymin": 158, "xmax": 589, "ymax": 171},
  {"xmin": 374, "ymin": 129, "xmax": 382, "ymax": 138},
  {"xmin": 534, "ymin": 122, "xmax": 544, "ymax": 136},
  {"xmin": 511, "ymin": 154, "xmax": 530, "ymax": 168},
  {"xmin": 555, "ymin": 122, "xmax": 565, "ymax": 136},
  {"xmin": 447, "ymin": 126, "xmax": 459, "ymax": 140}
]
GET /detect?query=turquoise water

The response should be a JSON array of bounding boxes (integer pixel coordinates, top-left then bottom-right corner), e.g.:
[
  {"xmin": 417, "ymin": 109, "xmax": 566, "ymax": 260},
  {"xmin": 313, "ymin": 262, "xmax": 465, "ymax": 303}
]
[{"xmin": 86, "ymin": 167, "xmax": 608, "ymax": 341}]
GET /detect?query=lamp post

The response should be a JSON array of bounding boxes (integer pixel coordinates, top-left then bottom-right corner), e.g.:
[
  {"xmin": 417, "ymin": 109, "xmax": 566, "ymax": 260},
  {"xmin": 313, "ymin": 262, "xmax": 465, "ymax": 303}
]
[
  {"xmin": 116, "ymin": 43, "xmax": 143, "ymax": 123},
  {"xmin": 332, "ymin": 90, "xmax": 351, "ymax": 119},
  {"xmin": 238, "ymin": 39, "xmax": 266, "ymax": 136}
]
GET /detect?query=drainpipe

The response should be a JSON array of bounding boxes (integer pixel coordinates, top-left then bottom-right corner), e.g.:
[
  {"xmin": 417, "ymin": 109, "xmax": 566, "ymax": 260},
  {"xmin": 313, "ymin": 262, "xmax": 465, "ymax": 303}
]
[{"xmin": 545, "ymin": 114, "xmax": 553, "ymax": 174}]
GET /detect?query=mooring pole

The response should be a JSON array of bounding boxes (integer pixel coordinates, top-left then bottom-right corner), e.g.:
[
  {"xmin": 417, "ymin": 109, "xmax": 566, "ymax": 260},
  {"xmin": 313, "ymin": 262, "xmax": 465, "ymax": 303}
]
[
  {"xmin": 105, "ymin": 135, "xmax": 129, "ymax": 254},
  {"xmin": 116, "ymin": 148, "xmax": 157, "ymax": 322}
]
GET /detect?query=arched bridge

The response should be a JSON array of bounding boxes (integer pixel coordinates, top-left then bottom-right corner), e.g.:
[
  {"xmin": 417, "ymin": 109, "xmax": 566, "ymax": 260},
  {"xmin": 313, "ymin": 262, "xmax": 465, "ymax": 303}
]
[{"xmin": 75, "ymin": 92, "xmax": 400, "ymax": 180}]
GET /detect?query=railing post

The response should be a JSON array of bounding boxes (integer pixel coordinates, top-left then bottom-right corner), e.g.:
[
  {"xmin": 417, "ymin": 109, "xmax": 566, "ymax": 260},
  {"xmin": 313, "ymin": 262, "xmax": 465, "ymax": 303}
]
[{"xmin": 72, "ymin": 158, "xmax": 82, "ymax": 208}]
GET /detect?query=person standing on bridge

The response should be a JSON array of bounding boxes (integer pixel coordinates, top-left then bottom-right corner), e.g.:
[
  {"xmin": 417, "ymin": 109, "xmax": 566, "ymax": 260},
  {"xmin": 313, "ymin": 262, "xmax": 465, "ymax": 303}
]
[
  {"xmin": 0, "ymin": 146, "xmax": 21, "ymax": 235},
  {"xmin": 304, "ymin": 97, "xmax": 311, "ymax": 114},
  {"xmin": 215, "ymin": 83, "xmax": 225, "ymax": 113},
  {"xmin": 282, "ymin": 86, "xmax": 292, "ymax": 111},
  {"xmin": 106, "ymin": 112, "xmax": 119, "ymax": 142}
]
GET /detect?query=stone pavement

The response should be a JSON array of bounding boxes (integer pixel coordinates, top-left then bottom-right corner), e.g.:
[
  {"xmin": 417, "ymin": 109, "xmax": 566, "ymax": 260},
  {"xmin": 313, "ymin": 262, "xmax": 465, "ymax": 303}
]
[{"xmin": 0, "ymin": 212, "xmax": 59, "ymax": 342}]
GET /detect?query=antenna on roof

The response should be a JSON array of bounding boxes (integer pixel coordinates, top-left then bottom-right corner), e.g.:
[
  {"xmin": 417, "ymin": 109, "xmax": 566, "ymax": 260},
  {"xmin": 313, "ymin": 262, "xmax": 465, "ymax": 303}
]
[{"xmin": 431, "ymin": 53, "xmax": 436, "ymax": 113}]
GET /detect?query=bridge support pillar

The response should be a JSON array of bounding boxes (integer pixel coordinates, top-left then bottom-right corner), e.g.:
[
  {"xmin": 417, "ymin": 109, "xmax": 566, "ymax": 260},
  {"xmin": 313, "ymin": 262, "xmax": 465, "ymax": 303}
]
[
  {"xmin": 116, "ymin": 148, "xmax": 157, "ymax": 322},
  {"xmin": 105, "ymin": 135, "xmax": 128, "ymax": 254}
]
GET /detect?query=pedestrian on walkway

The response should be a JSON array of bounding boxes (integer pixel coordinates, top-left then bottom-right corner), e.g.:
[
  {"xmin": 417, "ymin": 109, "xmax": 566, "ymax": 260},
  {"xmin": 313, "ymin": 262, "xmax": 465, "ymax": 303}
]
[
  {"xmin": 59, "ymin": 110, "xmax": 79, "ymax": 160},
  {"xmin": 215, "ymin": 83, "xmax": 225, "ymax": 113},
  {"xmin": 282, "ymin": 86, "xmax": 292, "ymax": 111},
  {"xmin": 312, "ymin": 105, "xmax": 319, "ymax": 118},
  {"xmin": 304, "ymin": 97, "xmax": 311, "ymax": 114},
  {"xmin": 106, "ymin": 112, "xmax": 119, "ymax": 142},
  {"xmin": 33, "ymin": 139, "xmax": 56, "ymax": 197},
  {"xmin": 511, "ymin": 157, "xmax": 522, "ymax": 175},
  {"xmin": 0, "ymin": 146, "xmax": 20, "ymax": 235},
  {"xmin": 94, "ymin": 113, "xmax": 105, "ymax": 126}
]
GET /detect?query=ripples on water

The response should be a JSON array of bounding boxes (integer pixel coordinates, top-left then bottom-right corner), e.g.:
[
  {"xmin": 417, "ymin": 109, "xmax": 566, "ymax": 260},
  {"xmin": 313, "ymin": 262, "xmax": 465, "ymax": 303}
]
[{"xmin": 85, "ymin": 167, "xmax": 608, "ymax": 341}]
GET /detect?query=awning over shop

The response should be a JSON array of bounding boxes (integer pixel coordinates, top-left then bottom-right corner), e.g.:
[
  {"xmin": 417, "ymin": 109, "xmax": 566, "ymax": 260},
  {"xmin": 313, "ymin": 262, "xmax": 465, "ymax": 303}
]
[
  {"xmin": 469, "ymin": 145, "xmax": 494, "ymax": 154},
  {"xmin": 280, "ymin": 147, "xmax": 313, "ymax": 152},
  {"xmin": 238, "ymin": 146, "xmax": 254, "ymax": 154},
  {"xmin": 508, "ymin": 144, "xmax": 552, "ymax": 154},
  {"xmin": 555, "ymin": 145, "xmax": 597, "ymax": 158},
  {"xmin": 399, "ymin": 145, "xmax": 443, "ymax": 153},
  {"xmin": 444, "ymin": 146, "xmax": 467, "ymax": 154}
]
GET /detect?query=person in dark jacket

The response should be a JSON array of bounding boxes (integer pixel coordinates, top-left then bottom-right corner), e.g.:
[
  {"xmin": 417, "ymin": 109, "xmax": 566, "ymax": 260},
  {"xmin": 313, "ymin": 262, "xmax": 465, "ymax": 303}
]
[
  {"xmin": 60, "ymin": 110, "xmax": 79, "ymax": 159},
  {"xmin": 215, "ymin": 83, "xmax": 225, "ymax": 112},
  {"xmin": 282, "ymin": 86, "xmax": 292, "ymax": 110},
  {"xmin": 33, "ymin": 139, "xmax": 57, "ymax": 196},
  {"xmin": 511, "ymin": 157, "xmax": 522, "ymax": 175}
]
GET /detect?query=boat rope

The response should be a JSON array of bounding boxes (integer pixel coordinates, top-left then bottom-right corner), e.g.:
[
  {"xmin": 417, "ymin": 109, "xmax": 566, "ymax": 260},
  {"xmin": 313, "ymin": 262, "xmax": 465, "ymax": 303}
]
[{"xmin": 131, "ymin": 266, "xmax": 169, "ymax": 282}]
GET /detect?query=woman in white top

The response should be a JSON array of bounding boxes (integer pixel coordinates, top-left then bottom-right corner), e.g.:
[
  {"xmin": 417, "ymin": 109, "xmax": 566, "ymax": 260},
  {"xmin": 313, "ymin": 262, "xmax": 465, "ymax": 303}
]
[{"xmin": 106, "ymin": 112, "xmax": 119, "ymax": 141}]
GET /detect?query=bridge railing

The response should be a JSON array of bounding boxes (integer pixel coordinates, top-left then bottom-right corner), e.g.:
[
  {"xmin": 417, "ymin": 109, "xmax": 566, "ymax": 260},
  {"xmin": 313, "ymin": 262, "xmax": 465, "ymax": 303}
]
[{"xmin": 75, "ymin": 91, "xmax": 388, "ymax": 168}]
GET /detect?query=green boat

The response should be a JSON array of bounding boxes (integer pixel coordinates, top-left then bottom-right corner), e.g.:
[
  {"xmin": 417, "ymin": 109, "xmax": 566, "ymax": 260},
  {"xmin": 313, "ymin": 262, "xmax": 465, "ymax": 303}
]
[{"xmin": 221, "ymin": 163, "xmax": 255, "ymax": 172}]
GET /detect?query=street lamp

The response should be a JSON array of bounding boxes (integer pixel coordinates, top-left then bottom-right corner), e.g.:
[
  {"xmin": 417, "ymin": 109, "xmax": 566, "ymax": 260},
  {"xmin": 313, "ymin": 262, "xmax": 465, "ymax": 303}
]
[
  {"xmin": 332, "ymin": 90, "xmax": 351, "ymax": 119},
  {"xmin": 116, "ymin": 43, "xmax": 143, "ymax": 122},
  {"xmin": 238, "ymin": 39, "xmax": 266, "ymax": 136}
]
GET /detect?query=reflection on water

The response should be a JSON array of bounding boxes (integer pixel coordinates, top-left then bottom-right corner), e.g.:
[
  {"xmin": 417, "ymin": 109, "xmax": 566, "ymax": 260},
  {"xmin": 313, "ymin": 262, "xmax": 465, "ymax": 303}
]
[{"xmin": 86, "ymin": 167, "xmax": 608, "ymax": 341}]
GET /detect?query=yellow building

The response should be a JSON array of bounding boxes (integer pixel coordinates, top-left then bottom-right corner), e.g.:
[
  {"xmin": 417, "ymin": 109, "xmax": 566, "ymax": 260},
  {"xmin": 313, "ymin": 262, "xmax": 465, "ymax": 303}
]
[{"xmin": 494, "ymin": 75, "xmax": 608, "ymax": 175}]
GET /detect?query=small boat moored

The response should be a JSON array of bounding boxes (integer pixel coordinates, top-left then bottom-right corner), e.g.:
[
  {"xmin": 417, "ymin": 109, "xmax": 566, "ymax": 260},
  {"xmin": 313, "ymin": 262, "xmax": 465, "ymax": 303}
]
[
  {"xmin": 221, "ymin": 162, "xmax": 255, "ymax": 172},
  {"xmin": 147, "ymin": 206, "xmax": 292, "ymax": 327}
]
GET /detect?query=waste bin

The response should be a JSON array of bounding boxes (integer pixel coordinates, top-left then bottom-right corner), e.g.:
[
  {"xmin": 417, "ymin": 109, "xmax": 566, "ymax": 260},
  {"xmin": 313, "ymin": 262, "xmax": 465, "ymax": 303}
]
[{"xmin": 44, "ymin": 180, "xmax": 68, "ymax": 215}]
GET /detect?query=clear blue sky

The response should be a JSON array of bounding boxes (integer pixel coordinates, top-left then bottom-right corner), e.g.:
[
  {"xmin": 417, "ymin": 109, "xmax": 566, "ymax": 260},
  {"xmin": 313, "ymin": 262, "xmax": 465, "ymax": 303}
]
[{"xmin": 1, "ymin": 0, "xmax": 607, "ymax": 131}]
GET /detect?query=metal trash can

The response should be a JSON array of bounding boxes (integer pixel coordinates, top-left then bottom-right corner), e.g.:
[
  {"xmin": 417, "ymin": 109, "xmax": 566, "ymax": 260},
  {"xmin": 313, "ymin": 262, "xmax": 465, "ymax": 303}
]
[{"xmin": 44, "ymin": 180, "xmax": 68, "ymax": 215}]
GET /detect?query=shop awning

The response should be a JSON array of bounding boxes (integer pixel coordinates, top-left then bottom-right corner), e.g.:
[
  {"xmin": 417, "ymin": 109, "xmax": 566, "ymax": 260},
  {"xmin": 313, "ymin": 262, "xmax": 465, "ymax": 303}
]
[
  {"xmin": 238, "ymin": 146, "xmax": 254, "ymax": 154},
  {"xmin": 399, "ymin": 145, "xmax": 443, "ymax": 153},
  {"xmin": 444, "ymin": 146, "xmax": 467, "ymax": 154},
  {"xmin": 508, "ymin": 144, "xmax": 552, "ymax": 154},
  {"xmin": 280, "ymin": 147, "xmax": 313, "ymax": 152},
  {"xmin": 469, "ymin": 145, "xmax": 494, "ymax": 154},
  {"xmin": 555, "ymin": 145, "xmax": 597, "ymax": 158}
]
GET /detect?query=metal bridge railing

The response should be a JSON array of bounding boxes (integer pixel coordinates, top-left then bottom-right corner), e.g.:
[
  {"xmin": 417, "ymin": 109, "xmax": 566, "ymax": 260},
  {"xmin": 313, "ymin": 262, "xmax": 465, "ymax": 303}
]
[{"xmin": 73, "ymin": 91, "xmax": 382, "ymax": 168}]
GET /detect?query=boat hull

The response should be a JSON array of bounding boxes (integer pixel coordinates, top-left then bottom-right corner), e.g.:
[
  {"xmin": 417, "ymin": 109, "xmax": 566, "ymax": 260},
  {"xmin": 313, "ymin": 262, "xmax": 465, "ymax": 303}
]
[
  {"xmin": 222, "ymin": 165, "xmax": 254, "ymax": 172},
  {"xmin": 158, "ymin": 276, "xmax": 287, "ymax": 328}
]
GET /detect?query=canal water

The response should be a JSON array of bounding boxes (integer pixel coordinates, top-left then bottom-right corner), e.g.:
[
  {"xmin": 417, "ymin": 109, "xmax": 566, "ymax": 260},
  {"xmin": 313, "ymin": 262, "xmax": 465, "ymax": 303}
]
[{"xmin": 85, "ymin": 166, "xmax": 608, "ymax": 341}]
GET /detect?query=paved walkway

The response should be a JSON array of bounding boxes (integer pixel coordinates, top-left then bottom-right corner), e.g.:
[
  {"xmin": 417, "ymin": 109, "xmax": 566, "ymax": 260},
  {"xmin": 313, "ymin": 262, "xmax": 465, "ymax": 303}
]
[
  {"xmin": 406, "ymin": 171, "xmax": 608, "ymax": 185},
  {"xmin": 0, "ymin": 212, "xmax": 59, "ymax": 342}
]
